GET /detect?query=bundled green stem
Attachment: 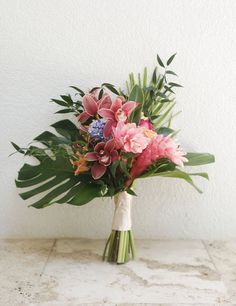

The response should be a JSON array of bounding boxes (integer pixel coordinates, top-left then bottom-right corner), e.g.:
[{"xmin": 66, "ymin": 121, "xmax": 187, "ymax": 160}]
[{"xmin": 103, "ymin": 230, "xmax": 136, "ymax": 264}]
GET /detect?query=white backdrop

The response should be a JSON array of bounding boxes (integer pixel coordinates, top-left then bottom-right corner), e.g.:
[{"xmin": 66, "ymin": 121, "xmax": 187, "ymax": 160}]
[{"xmin": 1, "ymin": 0, "xmax": 236, "ymax": 239}]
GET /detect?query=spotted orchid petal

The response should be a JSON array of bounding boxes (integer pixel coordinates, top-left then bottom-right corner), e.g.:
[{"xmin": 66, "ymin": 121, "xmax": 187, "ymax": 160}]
[
  {"xmin": 104, "ymin": 139, "xmax": 115, "ymax": 152},
  {"xmin": 85, "ymin": 152, "xmax": 98, "ymax": 161},
  {"xmin": 98, "ymin": 108, "xmax": 115, "ymax": 120},
  {"xmin": 111, "ymin": 98, "xmax": 122, "ymax": 113},
  {"xmin": 94, "ymin": 142, "xmax": 105, "ymax": 153},
  {"xmin": 91, "ymin": 162, "xmax": 107, "ymax": 179},
  {"xmin": 98, "ymin": 95, "xmax": 112, "ymax": 109},
  {"xmin": 82, "ymin": 95, "xmax": 98, "ymax": 116},
  {"xmin": 122, "ymin": 101, "xmax": 138, "ymax": 116},
  {"xmin": 110, "ymin": 150, "xmax": 119, "ymax": 161},
  {"xmin": 78, "ymin": 111, "xmax": 90, "ymax": 123},
  {"xmin": 103, "ymin": 120, "xmax": 116, "ymax": 137}
]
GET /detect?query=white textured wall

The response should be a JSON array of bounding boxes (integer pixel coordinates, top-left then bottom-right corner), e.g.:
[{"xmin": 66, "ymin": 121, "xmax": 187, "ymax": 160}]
[{"xmin": 1, "ymin": 0, "xmax": 236, "ymax": 239}]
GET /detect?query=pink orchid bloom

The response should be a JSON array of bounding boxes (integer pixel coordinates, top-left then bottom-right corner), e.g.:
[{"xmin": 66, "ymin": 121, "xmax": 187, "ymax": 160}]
[
  {"xmin": 98, "ymin": 98, "xmax": 138, "ymax": 137},
  {"xmin": 113, "ymin": 121, "xmax": 150, "ymax": 154},
  {"xmin": 78, "ymin": 94, "xmax": 112, "ymax": 123},
  {"xmin": 85, "ymin": 140, "xmax": 118, "ymax": 179}
]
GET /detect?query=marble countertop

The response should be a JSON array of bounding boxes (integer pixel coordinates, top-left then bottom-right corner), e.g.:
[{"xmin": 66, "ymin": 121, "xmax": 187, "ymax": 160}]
[{"xmin": 0, "ymin": 238, "xmax": 235, "ymax": 306}]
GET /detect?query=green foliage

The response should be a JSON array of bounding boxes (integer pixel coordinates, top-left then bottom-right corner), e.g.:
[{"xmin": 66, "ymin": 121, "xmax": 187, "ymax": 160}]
[
  {"xmin": 51, "ymin": 93, "xmax": 83, "ymax": 114},
  {"xmin": 148, "ymin": 169, "xmax": 209, "ymax": 193},
  {"xmin": 128, "ymin": 85, "xmax": 144, "ymax": 124},
  {"xmin": 185, "ymin": 153, "xmax": 215, "ymax": 166},
  {"xmin": 125, "ymin": 53, "xmax": 182, "ymax": 132},
  {"xmin": 13, "ymin": 120, "xmax": 105, "ymax": 208}
]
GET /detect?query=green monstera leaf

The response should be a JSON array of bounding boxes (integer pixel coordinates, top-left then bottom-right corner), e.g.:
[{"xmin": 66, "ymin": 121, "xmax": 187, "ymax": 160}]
[{"xmin": 14, "ymin": 120, "xmax": 104, "ymax": 209}]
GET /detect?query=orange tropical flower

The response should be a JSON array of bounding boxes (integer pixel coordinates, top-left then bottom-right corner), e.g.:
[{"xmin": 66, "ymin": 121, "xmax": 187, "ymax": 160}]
[{"xmin": 72, "ymin": 153, "xmax": 89, "ymax": 176}]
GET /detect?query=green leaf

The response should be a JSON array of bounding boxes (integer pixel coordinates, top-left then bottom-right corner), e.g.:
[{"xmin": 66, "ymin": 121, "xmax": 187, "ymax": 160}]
[
  {"xmin": 166, "ymin": 53, "xmax": 177, "ymax": 66},
  {"xmin": 189, "ymin": 172, "xmax": 209, "ymax": 180},
  {"xmin": 119, "ymin": 160, "xmax": 130, "ymax": 177},
  {"xmin": 157, "ymin": 77, "xmax": 165, "ymax": 90},
  {"xmin": 16, "ymin": 149, "xmax": 84, "ymax": 209},
  {"xmin": 98, "ymin": 88, "xmax": 104, "ymax": 99},
  {"xmin": 11, "ymin": 142, "xmax": 25, "ymax": 154},
  {"xmin": 156, "ymin": 54, "xmax": 165, "ymax": 68},
  {"xmin": 169, "ymin": 82, "xmax": 183, "ymax": 88},
  {"xmin": 34, "ymin": 131, "xmax": 68, "ymax": 146},
  {"xmin": 166, "ymin": 70, "xmax": 177, "ymax": 76},
  {"xmin": 185, "ymin": 153, "xmax": 215, "ymax": 166},
  {"xmin": 126, "ymin": 188, "xmax": 137, "ymax": 196},
  {"xmin": 164, "ymin": 85, "xmax": 175, "ymax": 94},
  {"xmin": 70, "ymin": 86, "xmax": 85, "ymax": 97},
  {"xmin": 110, "ymin": 160, "xmax": 120, "ymax": 178},
  {"xmin": 152, "ymin": 67, "xmax": 157, "ymax": 84},
  {"xmin": 15, "ymin": 121, "xmax": 92, "ymax": 208},
  {"xmin": 20, "ymin": 175, "xmax": 68, "ymax": 200},
  {"xmin": 60, "ymin": 95, "xmax": 73, "ymax": 105},
  {"xmin": 140, "ymin": 158, "xmax": 175, "ymax": 178},
  {"xmin": 68, "ymin": 183, "xmax": 103, "ymax": 206},
  {"xmin": 128, "ymin": 84, "xmax": 143, "ymax": 102},
  {"xmin": 55, "ymin": 109, "xmax": 75, "ymax": 114},
  {"xmin": 143, "ymin": 67, "xmax": 147, "ymax": 87},
  {"xmin": 153, "ymin": 102, "xmax": 175, "ymax": 127},
  {"xmin": 31, "ymin": 178, "xmax": 78, "ymax": 208},
  {"xmin": 150, "ymin": 169, "xmax": 204, "ymax": 193},
  {"xmin": 89, "ymin": 86, "xmax": 100, "ymax": 93},
  {"xmin": 128, "ymin": 85, "xmax": 144, "ymax": 124},
  {"xmin": 51, "ymin": 99, "xmax": 68, "ymax": 107},
  {"xmin": 51, "ymin": 120, "xmax": 82, "ymax": 141},
  {"xmin": 102, "ymin": 83, "xmax": 119, "ymax": 95},
  {"xmin": 157, "ymin": 127, "xmax": 175, "ymax": 136}
]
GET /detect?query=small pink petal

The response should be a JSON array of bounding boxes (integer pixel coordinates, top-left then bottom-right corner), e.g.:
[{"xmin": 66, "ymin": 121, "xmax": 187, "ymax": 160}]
[
  {"xmin": 110, "ymin": 150, "xmax": 119, "ymax": 161},
  {"xmin": 104, "ymin": 139, "xmax": 115, "ymax": 152},
  {"xmin": 91, "ymin": 162, "xmax": 107, "ymax": 179},
  {"xmin": 78, "ymin": 111, "xmax": 90, "ymax": 123},
  {"xmin": 99, "ymin": 155, "xmax": 111, "ymax": 166},
  {"xmin": 94, "ymin": 142, "xmax": 105, "ymax": 152},
  {"xmin": 111, "ymin": 98, "xmax": 122, "ymax": 113},
  {"xmin": 103, "ymin": 120, "xmax": 116, "ymax": 137},
  {"xmin": 122, "ymin": 101, "xmax": 138, "ymax": 115},
  {"xmin": 98, "ymin": 108, "xmax": 115, "ymax": 120},
  {"xmin": 98, "ymin": 95, "xmax": 112, "ymax": 109},
  {"xmin": 82, "ymin": 95, "xmax": 98, "ymax": 116},
  {"xmin": 85, "ymin": 152, "xmax": 98, "ymax": 161}
]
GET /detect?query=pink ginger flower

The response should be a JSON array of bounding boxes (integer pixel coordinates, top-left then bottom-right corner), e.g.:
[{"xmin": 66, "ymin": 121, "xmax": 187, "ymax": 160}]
[
  {"xmin": 98, "ymin": 97, "xmax": 138, "ymax": 137},
  {"xmin": 85, "ymin": 140, "xmax": 118, "ymax": 179},
  {"xmin": 129, "ymin": 135, "xmax": 188, "ymax": 179},
  {"xmin": 78, "ymin": 94, "xmax": 112, "ymax": 123},
  {"xmin": 139, "ymin": 117, "xmax": 154, "ymax": 130},
  {"xmin": 113, "ymin": 121, "xmax": 150, "ymax": 154}
]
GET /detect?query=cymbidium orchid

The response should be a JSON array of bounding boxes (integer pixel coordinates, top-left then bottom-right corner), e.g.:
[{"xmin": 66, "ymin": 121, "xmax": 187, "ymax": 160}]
[
  {"xmin": 98, "ymin": 97, "xmax": 138, "ymax": 137},
  {"xmin": 78, "ymin": 94, "xmax": 112, "ymax": 123},
  {"xmin": 86, "ymin": 140, "xmax": 118, "ymax": 179}
]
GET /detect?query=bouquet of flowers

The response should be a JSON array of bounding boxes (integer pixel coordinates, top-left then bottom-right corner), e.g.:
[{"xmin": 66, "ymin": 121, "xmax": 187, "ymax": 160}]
[{"xmin": 12, "ymin": 54, "xmax": 214, "ymax": 264}]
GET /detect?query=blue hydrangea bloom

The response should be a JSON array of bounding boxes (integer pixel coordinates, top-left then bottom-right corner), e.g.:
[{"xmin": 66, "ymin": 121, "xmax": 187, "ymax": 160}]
[{"xmin": 88, "ymin": 119, "xmax": 107, "ymax": 142}]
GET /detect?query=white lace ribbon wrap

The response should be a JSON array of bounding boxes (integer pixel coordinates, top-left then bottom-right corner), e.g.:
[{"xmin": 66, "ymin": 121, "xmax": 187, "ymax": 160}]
[{"xmin": 112, "ymin": 192, "xmax": 132, "ymax": 231}]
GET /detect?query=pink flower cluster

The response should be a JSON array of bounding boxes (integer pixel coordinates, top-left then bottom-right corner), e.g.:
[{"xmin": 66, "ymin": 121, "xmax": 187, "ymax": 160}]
[
  {"xmin": 113, "ymin": 122, "xmax": 150, "ymax": 154},
  {"xmin": 129, "ymin": 135, "xmax": 188, "ymax": 179},
  {"xmin": 75, "ymin": 92, "xmax": 187, "ymax": 181}
]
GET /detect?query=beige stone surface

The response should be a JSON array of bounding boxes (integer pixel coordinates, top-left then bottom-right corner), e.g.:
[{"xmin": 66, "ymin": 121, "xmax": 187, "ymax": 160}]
[
  {"xmin": 0, "ymin": 239, "xmax": 236, "ymax": 305},
  {"xmin": 0, "ymin": 239, "xmax": 55, "ymax": 305}
]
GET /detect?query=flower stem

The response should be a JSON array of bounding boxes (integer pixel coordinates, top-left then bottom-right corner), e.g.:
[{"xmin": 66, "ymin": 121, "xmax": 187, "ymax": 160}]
[{"xmin": 103, "ymin": 230, "xmax": 136, "ymax": 264}]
